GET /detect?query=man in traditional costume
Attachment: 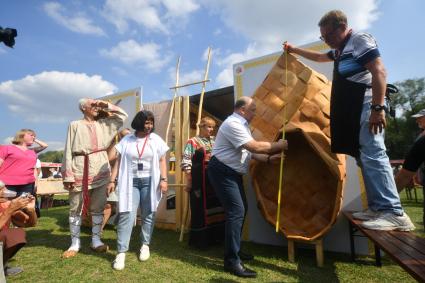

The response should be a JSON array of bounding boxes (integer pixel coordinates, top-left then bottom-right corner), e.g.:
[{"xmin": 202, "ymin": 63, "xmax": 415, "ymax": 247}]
[
  {"xmin": 61, "ymin": 98, "xmax": 127, "ymax": 258},
  {"xmin": 284, "ymin": 10, "xmax": 414, "ymax": 231}
]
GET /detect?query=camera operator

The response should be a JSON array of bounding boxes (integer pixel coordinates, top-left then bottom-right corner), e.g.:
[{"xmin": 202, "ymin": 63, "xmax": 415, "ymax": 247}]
[
  {"xmin": 0, "ymin": 181, "xmax": 37, "ymax": 276},
  {"xmin": 0, "ymin": 26, "xmax": 17, "ymax": 48}
]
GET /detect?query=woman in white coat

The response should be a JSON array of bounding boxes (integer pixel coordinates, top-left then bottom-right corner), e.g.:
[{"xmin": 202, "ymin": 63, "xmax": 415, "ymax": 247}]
[{"xmin": 108, "ymin": 110, "xmax": 169, "ymax": 270}]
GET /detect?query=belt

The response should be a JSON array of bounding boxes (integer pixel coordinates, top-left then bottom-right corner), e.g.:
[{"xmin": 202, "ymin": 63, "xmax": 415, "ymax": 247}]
[{"xmin": 74, "ymin": 149, "xmax": 106, "ymax": 216}]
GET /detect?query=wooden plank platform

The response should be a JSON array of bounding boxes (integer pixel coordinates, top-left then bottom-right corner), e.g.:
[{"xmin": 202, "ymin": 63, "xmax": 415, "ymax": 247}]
[
  {"xmin": 343, "ymin": 210, "xmax": 425, "ymax": 282},
  {"xmin": 36, "ymin": 179, "xmax": 68, "ymax": 195}
]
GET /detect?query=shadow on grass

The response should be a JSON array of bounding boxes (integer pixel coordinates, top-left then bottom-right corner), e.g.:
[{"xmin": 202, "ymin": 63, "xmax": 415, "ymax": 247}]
[
  {"xmin": 30, "ymin": 206, "xmax": 342, "ymax": 281},
  {"xmin": 27, "ymin": 229, "xmax": 117, "ymax": 262}
]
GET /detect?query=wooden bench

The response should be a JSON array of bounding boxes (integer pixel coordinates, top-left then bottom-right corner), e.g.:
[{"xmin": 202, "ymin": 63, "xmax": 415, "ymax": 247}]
[{"xmin": 343, "ymin": 211, "xmax": 425, "ymax": 282}]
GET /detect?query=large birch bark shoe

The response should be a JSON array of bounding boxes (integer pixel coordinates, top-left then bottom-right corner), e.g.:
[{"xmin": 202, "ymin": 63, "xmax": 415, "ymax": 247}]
[
  {"xmin": 249, "ymin": 53, "xmax": 346, "ymax": 241},
  {"xmin": 90, "ymin": 214, "xmax": 109, "ymax": 252},
  {"xmin": 62, "ymin": 215, "xmax": 81, "ymax": 258}
]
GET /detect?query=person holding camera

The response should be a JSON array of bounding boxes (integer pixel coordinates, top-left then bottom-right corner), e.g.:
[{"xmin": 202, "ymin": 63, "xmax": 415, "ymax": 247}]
[
  {"xmin": 61, "ymin": 98, "xmax": 127, "ymax": 258},
  {"xmin": 0, "ymin": 180, "xmax": 37, "ymax": 276}
]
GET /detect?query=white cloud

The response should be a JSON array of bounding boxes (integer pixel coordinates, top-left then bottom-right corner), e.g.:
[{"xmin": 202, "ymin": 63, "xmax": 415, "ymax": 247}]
[
  {"xmin": 213, "ymin": 29, "xmax": 222, "ymax": 36},
  {"xmin": 203, "ymin": 1, "xmax": 380, "ymax": 87},
  {"xmin": 42, "ymin": 141, "xmax": 65, "ymax": 152},
  {"xmin": 100, "ymin": 40, "xmax": 172, "ymax": 72},
  {"xmin": 205, "ymin": 0, "xmax": 379, "ymax": 48},
  {"xmin": 0, "ymin": 71, "xmax": 117, "ymax": 122},
  {"xmin": 162, "ymin": 0, "xmax": 199, "ymax": 18},
  {"xmin": 102, "ymin": 0, "xmax": 166, "ymax": 34},
  {"xmin": 111, "ymin": 66, "xmax": 129, "ymax": 76},
  {"xmin": 214, "ymin": 43, "xmax": 266, "ymax": 87},
  {"xmin": 2, "ymin": 136, "xmax": 64, "ymax": 151},
  {"xmin": 102, "ymin": 0, "xmax": 199, "ymax": 34},
  {"xmin": 179, "ymin": 69, "xmax": 205, "ymax": 86},
  {"xmin": 165, "ymin": 66, "xmax": 206, "ymax": 96},
  {"xmin": 2, "ymin": 137, "xmax": 13, "ymax": 145},
  {"xmin": 44, "ymin": 2, "xmax": 106, "ymax": 36}
]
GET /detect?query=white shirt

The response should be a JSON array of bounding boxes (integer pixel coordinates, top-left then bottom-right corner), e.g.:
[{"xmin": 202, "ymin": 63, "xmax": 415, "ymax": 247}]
[
  {"xmin": 115, "ymin": 133, "xmax": 169, "ymax": 213},
  {"xmin": 35, "ymin": 159, "xmax": 42, "ymax": 179},
  {"xmin": 128, "ymin": 137, "xmax": 153, "ymax": 178},
  {"xmin": 212, "ymin": 113, "xmax": 253, "ymax": 174}
]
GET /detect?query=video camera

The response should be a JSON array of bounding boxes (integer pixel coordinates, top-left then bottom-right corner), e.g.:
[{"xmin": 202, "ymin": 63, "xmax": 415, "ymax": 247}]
[{"xmin": 0, "ymin": 26, "xmax": 17, "ymax": 48}]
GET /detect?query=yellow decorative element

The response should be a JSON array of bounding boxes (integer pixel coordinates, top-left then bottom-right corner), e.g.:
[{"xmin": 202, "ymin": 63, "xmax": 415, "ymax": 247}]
[
  {"xmin": 244, "ymin": 55, "xmax": 280, "ymax": 69},
  {"xmin": 357, "ymin": 167, "xmax": 368, "ymax": 209},
  {"xmin": 235, "ymin": 54, "xmax": 280, "ymax": 99},
  {"xmin": 101, "ymin": 88, "xmax": 141, "ymax": 112},
  {"xmin": 101, "ymin": 88, "xmax": 139, "ymax": 101},
  {"xmin": 241, "ymin": 175, "xmax": 250, "ymax": 241},
  {"xmin": 235, "ymin": 75, "xmax": 243, "ymax": 99}
]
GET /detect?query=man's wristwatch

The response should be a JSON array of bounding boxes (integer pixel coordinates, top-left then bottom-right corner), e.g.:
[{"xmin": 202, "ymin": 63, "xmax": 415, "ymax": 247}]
[
  {"xmin": 160, "ymin": 177, "xmax": 168, "ymax": 182},
  {"xmin": 370, "ymin": 104, "xmax": 387, "ymax": 112}
]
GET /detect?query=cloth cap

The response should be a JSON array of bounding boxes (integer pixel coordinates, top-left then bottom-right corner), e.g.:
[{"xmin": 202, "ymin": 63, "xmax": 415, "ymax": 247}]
[{"xmin": 412, "ymin": 109, "xmax": 425, "ymax": 118}]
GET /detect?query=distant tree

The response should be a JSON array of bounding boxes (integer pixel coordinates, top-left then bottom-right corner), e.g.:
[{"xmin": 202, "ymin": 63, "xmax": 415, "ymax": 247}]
[
  {"xmin": 38, "ymin": 150, "xmax": 64, "ymax": 163},
  {"xmin": 385, "ymin": 78, "xmax": 425, "ymax": 159}
]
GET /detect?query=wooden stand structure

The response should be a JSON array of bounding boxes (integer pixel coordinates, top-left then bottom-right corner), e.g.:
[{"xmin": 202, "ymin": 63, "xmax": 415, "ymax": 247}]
[
  {"xmin": 343, "ymin": 211, "xmax": 425, "ymax": 282},
  {"xmin": 162, "ymin": 48, "xmax": 213, "ymax": 241},
  {"xmin": 287, "ymin": 238, "xmax": 324, "ymax": 267}
]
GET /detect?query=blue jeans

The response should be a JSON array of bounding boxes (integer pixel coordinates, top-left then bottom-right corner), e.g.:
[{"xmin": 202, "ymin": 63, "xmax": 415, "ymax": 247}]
[
  {"xmin": 207, "ymin": 156, "xmax": 247, "ymax": 267},
  {"xmin": 116, "ymin": 177, "xmax": 155, "ymax": 253},
  {"xmin": 357, "ymin": 102, "xmax": 403, "ymax": 215}
]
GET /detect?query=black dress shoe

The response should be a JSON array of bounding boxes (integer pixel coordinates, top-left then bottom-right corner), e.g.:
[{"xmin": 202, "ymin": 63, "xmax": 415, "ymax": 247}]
[
  {"xmin": 224, "ymin": 263, "xmax": 257, "ymax": 278},
  {"xmin": 238, "ymin": 251, "xmax": 254, "ymax": 261}
]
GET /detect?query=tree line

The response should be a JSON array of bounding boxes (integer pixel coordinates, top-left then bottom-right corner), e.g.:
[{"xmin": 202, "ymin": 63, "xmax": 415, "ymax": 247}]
[{"xmin": 386, "ymin": 78, "xmax": 425, "ymax": 159}]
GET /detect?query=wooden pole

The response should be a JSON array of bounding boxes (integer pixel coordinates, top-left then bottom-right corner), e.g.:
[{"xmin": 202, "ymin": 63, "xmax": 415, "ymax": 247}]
[
  {"xmin": 165, "ymin": 56, "xmax": 181, "ymax": 145},
  {"xmin": 180, "ymin": 47, "xmax": 212, "ymax": 241},
  {"xmin": 275, "ymin": 48, "xmax": 288, "ymax": 233},
  {"xmin": 169, "ymin": 79, "xmax": 211, "ymax": 90},
  {"xmin": 179, "ymin": 96, "xmax": 190, "ymax": 242},
  {"xmin": 195, "ymin": 47, "xmax": 212, "ymax": 136}
]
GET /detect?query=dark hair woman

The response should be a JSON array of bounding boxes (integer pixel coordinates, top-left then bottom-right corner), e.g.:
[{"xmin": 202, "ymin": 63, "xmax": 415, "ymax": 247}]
[{"xmin": 108, "ymin": 110, "xmax": 169, "ymax": 270}]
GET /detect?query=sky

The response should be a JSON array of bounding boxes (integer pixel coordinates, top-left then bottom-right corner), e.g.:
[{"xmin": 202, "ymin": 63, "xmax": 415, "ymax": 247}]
[{"xmin": 0, "ymin": 0, "xmax": 424, "ymax": 152}]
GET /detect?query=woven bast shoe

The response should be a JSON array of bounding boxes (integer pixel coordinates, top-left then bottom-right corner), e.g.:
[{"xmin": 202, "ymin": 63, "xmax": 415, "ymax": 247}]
[{"xmin": 62, "ymin": 249, "xmax": 78, "ymax": 258}]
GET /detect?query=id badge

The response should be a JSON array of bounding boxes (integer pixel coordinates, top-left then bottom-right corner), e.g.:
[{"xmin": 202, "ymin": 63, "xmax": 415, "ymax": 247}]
[{"xmin": 137, "ymin": 162, "xmax": 144, "ymax": 171}]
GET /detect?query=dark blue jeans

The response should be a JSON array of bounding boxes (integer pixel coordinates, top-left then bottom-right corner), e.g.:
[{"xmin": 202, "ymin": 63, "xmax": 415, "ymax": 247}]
[{"xmin": 207, "ymin": 156, "xmax": 247, "ymax": 266}]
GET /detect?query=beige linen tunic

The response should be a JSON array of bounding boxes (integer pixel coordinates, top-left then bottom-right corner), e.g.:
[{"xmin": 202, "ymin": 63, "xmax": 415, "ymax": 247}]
[{"xmin": 61, "ymin": 103, "xmax": 128, "ymax": 192}]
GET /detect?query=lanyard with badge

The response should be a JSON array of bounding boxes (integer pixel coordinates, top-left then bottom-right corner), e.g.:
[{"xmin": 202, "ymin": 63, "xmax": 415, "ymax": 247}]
[{"xmin": 136, "ymin": 135, "xmax": 149, "ymax": 171}]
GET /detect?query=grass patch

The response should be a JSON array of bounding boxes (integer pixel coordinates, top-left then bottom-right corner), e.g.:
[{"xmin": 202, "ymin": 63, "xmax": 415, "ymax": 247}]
[{"xmin": 6, "ymin": 191, "xmax": 423, "ymax": 282}]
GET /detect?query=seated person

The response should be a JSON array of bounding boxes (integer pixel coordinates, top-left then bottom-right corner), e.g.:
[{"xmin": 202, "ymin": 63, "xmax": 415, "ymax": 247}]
[{"xmin": 0, "ymin": 180, "xmax": 36, "ymax": 276}]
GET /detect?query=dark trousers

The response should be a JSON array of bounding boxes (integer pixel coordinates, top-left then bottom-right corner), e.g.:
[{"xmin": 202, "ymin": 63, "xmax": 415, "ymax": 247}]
[{"xmin": 207, "ymin": 156, "xmax": 247, "ymax": 266}]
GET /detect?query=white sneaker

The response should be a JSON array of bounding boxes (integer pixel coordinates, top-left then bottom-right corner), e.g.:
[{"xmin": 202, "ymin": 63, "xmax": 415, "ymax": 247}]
[
  {"xmin": 352, "ymin": 209, "xmax": 379, "ymax": 221},
  {"xmin": 113, "ymin": 253, "xmax": 126, "ymax": 270},
  {"xmin": 360, "ymin": 212, "xmax": 416, "ymax": 231},
  {"xmin": 139, "ymin": 244, "xmax": 150, "ymax": 261}
]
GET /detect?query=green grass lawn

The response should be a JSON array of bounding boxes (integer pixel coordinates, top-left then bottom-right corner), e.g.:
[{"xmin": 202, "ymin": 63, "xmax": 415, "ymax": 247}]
[{"xmin": 6, "ymin": 190, "xmax": 423, "ymax": 283}]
